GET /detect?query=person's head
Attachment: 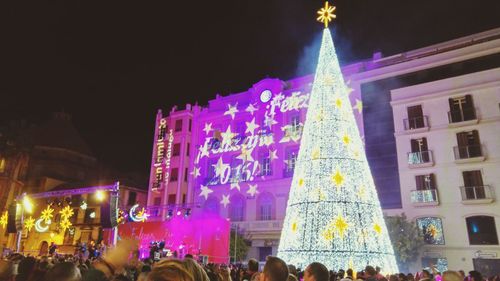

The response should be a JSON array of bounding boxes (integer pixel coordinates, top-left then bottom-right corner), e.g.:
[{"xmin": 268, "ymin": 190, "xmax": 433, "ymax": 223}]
[
  {"xmin": 304, "ymin": 262, "xmax": 329, "ymax": 281},
  {"xmin": 16, "ymin": 256, "xmax": 37, "ymax": 281},
  {"xmin": 443, "ymin": 271, "xmax": 463, "ymax": 281},
  {"xmin": 346, "ymin": 269, "xmax": 353, "ymax": 278},
  {"xmin": 469, "ymin": 271, "xmax": 483, "ymax": 281},
  {"xmin": 44, "ymin": 262, "xmax": 81, "ymax": 281},
  {"xmin": 376, "ymin": 267, "xmax": 381, "ymax": 274},
  {"xmin": 0, "ymin": 260, "xmax": 14, "ymax": 281},
  {"xmin": 338, "ymin": 270, "xmax": 345, "ymax": 279},
  {"xmin": 183, "ymin": 258, "xmax": 210, "ymax": 281},
  {"xmin": 458, "ymin": 271, "xmax": 465, "ymax": 278},
  {"xmin": 248, "ymin": 258, "xmax": 259, "ymax": 273},
  {"xmin": 365, "ymin": 267, "xmax": 376, "ymax": 278},
  {"xmin": 422, "ymin": 270, "xmax": 431, "ymax": 279},
  {"xmin": 252, "ymin": 272, "xmax": 262, "ymax": 281},
  {"xmin": 407, "ymin": 274, "xmax": 415, "ymax": 281},
  {"xmin": 184, "ymin": 254, "xmax": 194, "ymax": 259},
  {"xmin": 288, "ymin": 274, "xmax": 299, "ymax": 281},
  {"xmin": 389, "ymin": 275, "xmax": 399, "ymax": 281},
  {"xmin": 147, "ymin": 259, "xmax": 193, "ymax": 281},
  {"xmin": 288, "ymin": 265, "xmax": 297, "ymax": 277},
  {"xmin": 262, "ymin": 256, "xmax": 289, "ymax": 281}
]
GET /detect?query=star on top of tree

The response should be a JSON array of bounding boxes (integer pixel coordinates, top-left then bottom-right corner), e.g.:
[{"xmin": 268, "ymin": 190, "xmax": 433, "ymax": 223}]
[
  {"xmin": 220, "ymin": 194, "xmax": 230, "ymax": 208},
  {"xmin": 245, "ymin": 103, "xmax": 258, "ymax": 115},
  {"xmin": 224, "ymin": 103, "xmax": 239, "ymax": 120},
  {"xmin": 317, "ymin": 1, "xmax": 336, "ymax": 28},
  {"xmin": 245, "ymin": 118, "xmax": 260, "ymax": 135},
  {"xmin": 203, "ymin": 123, "xmax": 213, "ymax": 135},
  {"xmin": 199, "ymin": 185, "xmax": 213, "ymax": 200},
  {"xmin": 247, "ymin": 183, "xmax": 259, "ymax": 197}
]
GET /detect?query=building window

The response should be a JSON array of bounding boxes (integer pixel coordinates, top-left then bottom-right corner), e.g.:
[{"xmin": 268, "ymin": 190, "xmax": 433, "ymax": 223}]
[
  {"xmin": 258, "ymin": 193, "xmax": 274, "ymax": 221},
  {"xmin": 455, "ymin": 130, "xmax": 482, "ymax": 159},
  {"xmin": 284, "ymin": 149, "xmax": 298, "ymax": 177},
  {"xmin": 84, "ymin": 209, "xmax": 95, "ymax": 224},
  {"xmin": 203, "ymin": 196, "xmax": 219, "ymax": 215},
  {"xmin": 127, "ymin": 192, "xmax": 137, "ymax": 206},
  {"xmin": 421, "ymin": 258, "xmax": 448, "ymax": 273},
  {"xmin": 173, "ymin": 143, "xmax": 181, "ymax": 157},
  {"xmin": 153, "ymin": 197, "xmax": 161, "ymax": 206},
  {"xmin": 184, "ymin": 168, "xmax": 188, "ymax": 182},
  {"xmin": 229, "ymin": 195, "xmax": 245, "ymax": 221},
  {"xmin": 415, "ymin": 174, "xmax": 436, "ymax": 190},
  {"xmin": 416, "ymin": 217, "xmax": 445, "ymax": 245},
  {"xmin": 466, "ymin": 216, "xmax": 498, "ymax": 245},
  {"xmin": 168, "ymin": 194, "xmax": 176, "ymax": 205},
  {"xmin": 186, "ymin": 143, "xmax": 190, "ymax": 157},
  {"xmin": 170, "ymin": 168, "xmax": 179, "ymax": 182},
  {"xmin": 175, "ymin": 119, "xmax": 183, "ymax": 132},
  {"xmin": 188, "ymin": 119, "xmax": 192, "ymax": 132},
  {"xmin": 206, "ymin": 158, "xmax": 217, "ymax": 185},
  {"xmin": 462, "ymin": 170, "xmax": 485, "ymax": 200},
  {"xmin": 0, "ymin": 158, "xmax": 6, "ymax": 173},
  {"xmin": 448, "ymin": 95, "xmax": 476, "ymax": 123},
  {"xmin": 408, "ymin": 138, "xmax": 431, "ymax": 164},
  {"xmin": 259, "ymin": 151, "xmax": 272, "ymax": 176},
  {"xmin": 405, "ymin": 105, "xmax": 426, "ymax": 130}
]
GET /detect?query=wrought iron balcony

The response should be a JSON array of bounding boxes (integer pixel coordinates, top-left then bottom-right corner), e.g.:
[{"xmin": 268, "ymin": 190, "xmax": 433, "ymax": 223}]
[
  {"xmin": 407, "ymin": 151, "xmax": 434, "ymax": 167},
  {"xmin": 403, "ymin": 116, "xmax": 429, "ymax": 131},
  {"xmin": 453, "ymin": 145, "xmax": 484, "ymax": 162},
  {"xmin": 448, "ymin": 108, "xmax": 477, "ymax": 124},
  {"xmin": 460, "ymin": 185, "xmax": 494, "ymax": 204},
  {"xmin": 410, "ymin": 189, "xmax": 439, "ymax": 206}
]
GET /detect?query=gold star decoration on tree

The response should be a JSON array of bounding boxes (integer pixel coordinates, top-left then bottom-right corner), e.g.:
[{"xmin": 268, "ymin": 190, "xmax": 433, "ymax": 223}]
[
  {"xmin": 357, "ymin": 186, "xmax": 367, "ymax": 201},
  {"xmin": 342, "ymin": 134, "xmax": 351, "ymax": 146},
  {"xmin": 24, "ymin": 216, "xmax": 35, "ymax": 232},
  {"xmin": 331, "ymin": 169, "xmax": 344, "ymax": 190},
  {"xmin": 291, "ymin": 220, "xmax": 298, "ymax": 233},
  {"xmin": 41, "ymin": 206, "xmax": 54, "ymax": 223},
  {"xmin": 312, "ymin": 188, "xmax": 326, "ymax": 201},
  {"xmin": 373, "ymin": 223, "xmax": 382, "ymax": 235},
  {"xmin": 297, "ymin": 177, "xmax": 305, "ymax": 188},
  {"xmin": 317, "ymin": 1, "xmax": 336, "ymax": 28},
  {"xmin": 335, "ymin": 98, "xmax": 342, "ymax": 108},
  {"xmin": 311, "ymin": 147, "xmax": 321, "ymax": 160},
  {"xmin": 60, "ymin": 206, "xmax": 74, "ymax": 220},
  {"xmin": 334, "ymin": 216, "xmax": 349, "ymax": 239},
  {"xmin": 0, "ymin": 211, "xmax": 8, "ymax": 229},
  {"xmin": 322, "ymin": 227, "xmax": 335, "ymax": 241}
]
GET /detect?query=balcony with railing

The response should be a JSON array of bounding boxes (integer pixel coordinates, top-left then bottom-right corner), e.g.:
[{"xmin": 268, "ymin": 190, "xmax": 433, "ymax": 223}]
[
  {"xmin": 410, "ymin": 189, "xmax": 439, "ymax": 206},
  {"xmin": 407, "ymin": 151, "xmax": 434, "ymax": 168},
  {"xmin": 403, "ymin": 116, "xmax": 429, "ymax": 133},
  {"xmin": 453, "ymin": 145, "xmax": 485, "ymax": 163},
  {"xmin": 460, "ymin": 185, "xmax": 494, "ymax": 204},
  {"xmin": 448, "ymin": 108, "xmax": 478, "ymax": 127}
]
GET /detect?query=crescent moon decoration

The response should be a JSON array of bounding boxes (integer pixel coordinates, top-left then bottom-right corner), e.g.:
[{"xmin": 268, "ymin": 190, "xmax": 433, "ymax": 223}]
[
  {"xmin": 35, "ymin": 218, "xmax": 51, "ymax": 233},
  {"xmin": 129, "ymin": 204, "xmax": 149, "ymax": 222}
]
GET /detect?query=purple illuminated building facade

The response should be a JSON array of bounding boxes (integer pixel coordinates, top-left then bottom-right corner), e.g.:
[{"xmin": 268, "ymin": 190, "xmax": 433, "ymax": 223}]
[{"xmin": 147, "ymin": 28, "xmax": 500, "ymax": 271}]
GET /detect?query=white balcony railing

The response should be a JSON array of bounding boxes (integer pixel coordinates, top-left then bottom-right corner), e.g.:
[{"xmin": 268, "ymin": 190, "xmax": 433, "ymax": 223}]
[{"xmin": 460, "ymin": 185, "xmax": 494, "ymax": 204}]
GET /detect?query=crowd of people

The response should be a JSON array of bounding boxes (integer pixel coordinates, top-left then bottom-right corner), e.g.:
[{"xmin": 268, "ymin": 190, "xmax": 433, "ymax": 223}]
[{"xmin": 0, "ymin": 240, "xmax": 498, "ymax": 281}]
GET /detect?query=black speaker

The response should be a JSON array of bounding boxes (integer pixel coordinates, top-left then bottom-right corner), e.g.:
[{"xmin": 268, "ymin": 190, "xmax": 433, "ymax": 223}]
[
  {"xmin": 7, "ymin": 204, "xmax": 21, "ymax": 233},
  {"xmin": 100, "ymin": 192, "xmax": 118, "ymax": 228}
]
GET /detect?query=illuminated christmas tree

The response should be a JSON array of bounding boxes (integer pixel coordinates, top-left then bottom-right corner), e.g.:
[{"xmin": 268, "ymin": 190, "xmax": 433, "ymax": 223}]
[{"xmin": 277, "ymin": 2, "xmax": 398, "ymax": 273}]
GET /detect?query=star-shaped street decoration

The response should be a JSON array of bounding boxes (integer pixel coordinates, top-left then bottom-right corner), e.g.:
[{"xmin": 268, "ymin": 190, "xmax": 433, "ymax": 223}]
[
  {"xmin": 24, "ymin": 216, "xmax": 35, "ymax": 232},
  {"xmin": 269, "ymin": 149, "xmax": 278, "ymax": 161},
  {"xmin": 203, "ymin": 123, "xmax": 213, "ymax": 135},
  {"xmin": 353, "ymin": 99, "xmax": 363, "ymax": 114},
  {"xmin": 245, "ymin": 118, "xmax": 260, "ymax": 135},
  {"xmin": 247, "ymin": 184, "xmax": 259, "ymax": 197},
  {"xmin": 0, "ymin": 211, "xmax": 8, "ymax": 229},
  {"xmin": 213, "ymin": 157, "xmax": 230, "ymax": 178},
  {"xmin": 199, "ymin": 185, "xmax": 214, "ymax": 200},
  {"xmin": 230, "ymin": 182, "xmax": 241, "ymax": 191},
  {"xmin": 245, "ymin": 103, "xmax": 258, "ymax": 115},
  {"xmin": 220, "ymin": 194, "xmax": 230, "ymax": 208},
  {"xmin": 190, "ymin": 166, "xmax": 201, "ymax": 178},
  {"xmin": 224, "ymin": 103, "xmax": 239, "ymax": 120}
]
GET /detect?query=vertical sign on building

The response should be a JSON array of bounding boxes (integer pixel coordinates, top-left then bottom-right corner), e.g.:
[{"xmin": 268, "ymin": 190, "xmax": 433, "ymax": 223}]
[{"xmin": 151, "ymin": 118, "xmax": 174, "ymax": 192}]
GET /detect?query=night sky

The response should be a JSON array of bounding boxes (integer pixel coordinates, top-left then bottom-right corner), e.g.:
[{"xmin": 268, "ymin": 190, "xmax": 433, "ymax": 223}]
[{"xmin": 2, "ymin": 0, "xmax": 500, "ymax": 182}]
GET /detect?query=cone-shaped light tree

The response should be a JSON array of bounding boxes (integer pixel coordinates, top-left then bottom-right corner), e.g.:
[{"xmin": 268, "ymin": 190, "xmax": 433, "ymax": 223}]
[{"xmin": 277, "ymin": 2, "xmax": 398, "ymax": 273}]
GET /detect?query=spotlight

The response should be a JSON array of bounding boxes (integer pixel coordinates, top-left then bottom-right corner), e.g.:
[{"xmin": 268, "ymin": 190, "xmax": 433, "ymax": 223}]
[
  {"xmin": 23, "ymin": 196, "xmax": 34, "ymax": 214},
  {"xmin": 80, "ymin": 201, "xmax": 88, "ymax": 210},
  {"xmin": 95, "ymin": 190, "xmax": 105, "ymax": 201},
  {"xmin": 89, "ymin": 211, "xmax": 96, "ymax": 218},
  {"xmin": 65, "ymin": 197, "xmax": 72, "ymax": 205},
  {"xmin": 184, "ymin": 208, "xmax": 191, "ymax": 217},
  {"xmin": 176, "ymin": 210, "xmax": 182, "ymax": 216}
]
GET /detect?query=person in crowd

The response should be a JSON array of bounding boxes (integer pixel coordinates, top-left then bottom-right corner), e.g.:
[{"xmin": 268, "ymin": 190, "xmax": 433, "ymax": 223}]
[
  {"xmin": 443, "ymin": 271, "xmax": 463, "ymax": 281},
  {"xmin": 0, "ymin": 259, "xmax": 15, "ymax": 281},
  {"xmin": 16, "ymin": 256, "xmax": 37, "ymax": 281},
  {"xmin": 288, "ymin": 274, "xmax": 298, "ymax": 281},
  {"xmin": 44, "ymin": 262, "xmax": 81, "ymax": 281},
  {"xmin": 183, "ymin": 258, "xmax": 210, "ymax": 281},
  {"xmin": 242, "ymin": 259, "xmax": 259, "ymax": 281},
  {"xmin": 389, "ymin": 275, "xmax": 399, "ymax": 281},
  {"xmin": 341, "ymin": 269, "xmax": 354, "ymax": 281},
  {"xmin": 407, "ymin": 273, "xmax": 415, "ymax": 281},
  {"xmin": 458, "ymin": 271, "xmax": 466, "ymax": 281},
  {"xmin": 288, "ymin": 265, "xmax": 297, "ymax": 278},
  {"xmin": 146, "ymin": 259, "xmax": 193, "ymax": 281},
  {"xmin": 261, "ymin": 256, "xmax": 288, "ymax": 281},
  {"xmin": 355, "ymin": 271, "xmax": 364, "ymax": 281},
  {"xmin": 469, "ymin": 271, "xmax": 483, "ymax": 281},
  {"xmin": 419, "ymin": 270, "xmax": 432, "ymax": 281},
  {"xmin": 364, "ymin": 266, "xmax": 377, "ymax": 281},
  {"xmin": 303, "ymin": 262, "xmax": 329, "ymax": 281}
]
